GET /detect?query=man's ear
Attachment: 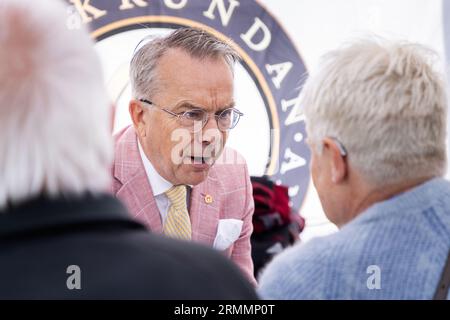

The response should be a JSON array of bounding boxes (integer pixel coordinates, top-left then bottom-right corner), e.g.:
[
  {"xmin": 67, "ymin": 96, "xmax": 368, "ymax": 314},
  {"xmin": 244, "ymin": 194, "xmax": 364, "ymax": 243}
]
[
  {"xmin": 323, "ymin": 137, "xmax": 347, "ymax": 183},
  {"xmin": 129, "ymin": 100, "xmax": 147, "ymax": 137}
]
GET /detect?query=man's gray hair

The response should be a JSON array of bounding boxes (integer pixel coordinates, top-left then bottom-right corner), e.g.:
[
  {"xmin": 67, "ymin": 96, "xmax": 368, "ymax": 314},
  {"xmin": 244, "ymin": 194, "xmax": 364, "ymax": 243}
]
[
  {"xmin": 130, "ymin": 27, "xmax": 240, "ymax": 99},
  {"xmin": 0, "ymin": 0, "xmax": 112, "ymax": 209},
  {"xmin": 302, "ymin": 38, "xmax": 448, "ymax": 186}
]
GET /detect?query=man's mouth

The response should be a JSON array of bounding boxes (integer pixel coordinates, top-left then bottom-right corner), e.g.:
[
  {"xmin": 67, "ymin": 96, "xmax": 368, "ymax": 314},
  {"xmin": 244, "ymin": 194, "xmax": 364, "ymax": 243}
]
[
  {"xmin": 190, "ymin": 156, "xmax": 206, "ymax": 164},
  {"xmin": 185, "ymin": 155, "xmax": 215, "ymax": 166}
]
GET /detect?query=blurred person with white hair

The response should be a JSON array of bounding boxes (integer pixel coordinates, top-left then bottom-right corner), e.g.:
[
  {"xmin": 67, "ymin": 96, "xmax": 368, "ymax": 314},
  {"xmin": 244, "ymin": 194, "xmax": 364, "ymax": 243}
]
[
  {"xmin": 258, "ymin": 39, "xmax": 450, "ymax": 299},
  {"xmin": 0, "ymin": 0, "xmax": 257, "ymax": 299}
]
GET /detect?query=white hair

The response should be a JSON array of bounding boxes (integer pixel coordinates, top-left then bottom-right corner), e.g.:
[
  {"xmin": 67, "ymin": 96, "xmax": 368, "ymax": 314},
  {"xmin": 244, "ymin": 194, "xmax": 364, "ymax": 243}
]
[
  {"xmin": 302, "ymin": 38, "xmax": 448, "ymax": 186},
  {"xmin": 0, "ymin": 0, "xmax": 112, "ymax": 209},
  {"xmin": 130, "ymin": 27, "xmax": 240, "ymax": 99}
]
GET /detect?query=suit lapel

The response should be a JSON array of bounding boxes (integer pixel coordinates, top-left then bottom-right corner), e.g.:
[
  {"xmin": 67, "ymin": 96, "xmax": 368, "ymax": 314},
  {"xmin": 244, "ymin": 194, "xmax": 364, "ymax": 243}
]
[
  {"xmin": 114, "ymin": 126, "xmax": 163, "ymax": 233},
  {"xmin": 189, "ymin": 167, "xmax": 223, "ymax": 246}
]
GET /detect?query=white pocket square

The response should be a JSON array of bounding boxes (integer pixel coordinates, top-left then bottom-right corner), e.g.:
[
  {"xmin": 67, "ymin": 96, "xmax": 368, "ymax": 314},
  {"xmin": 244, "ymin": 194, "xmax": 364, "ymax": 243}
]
[{"xmin": 213, "ymin": 219, "xmax": 243, "ymax": 251}]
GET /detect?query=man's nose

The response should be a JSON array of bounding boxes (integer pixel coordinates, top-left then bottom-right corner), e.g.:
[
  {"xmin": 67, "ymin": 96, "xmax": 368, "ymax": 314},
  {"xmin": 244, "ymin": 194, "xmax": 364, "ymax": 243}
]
[
  {"xmin": 203, "ymin": 114, "xmax": 219, "ymax": 131},
  {"xmin": 201, "ymin": 116, "xmax": 220, "ymax": 144}
]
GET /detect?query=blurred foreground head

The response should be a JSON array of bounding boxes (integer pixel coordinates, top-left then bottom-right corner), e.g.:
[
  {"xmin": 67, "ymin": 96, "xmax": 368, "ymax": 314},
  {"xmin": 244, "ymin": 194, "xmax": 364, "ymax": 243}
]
[
  {"xmin": 0, "ymin": 0, "xmax": 112, "ymax": 209},
  {"xmin": 302, "ymin": 38, "xmax": 448, "ymax": 226}
]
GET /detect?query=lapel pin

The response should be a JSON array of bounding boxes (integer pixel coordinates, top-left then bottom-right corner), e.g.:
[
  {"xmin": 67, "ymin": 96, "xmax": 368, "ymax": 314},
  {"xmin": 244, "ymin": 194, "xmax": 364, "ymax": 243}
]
[{"xmin": 204, "ymin": 194, "xmax": 213, "ymax": 204}]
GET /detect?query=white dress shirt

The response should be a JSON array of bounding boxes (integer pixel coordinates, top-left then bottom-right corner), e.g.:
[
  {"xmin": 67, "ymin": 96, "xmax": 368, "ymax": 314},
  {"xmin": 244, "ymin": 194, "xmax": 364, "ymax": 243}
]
[{"xmin": 138, "ymin": 140, "xmax": 174, "ymax": 224}]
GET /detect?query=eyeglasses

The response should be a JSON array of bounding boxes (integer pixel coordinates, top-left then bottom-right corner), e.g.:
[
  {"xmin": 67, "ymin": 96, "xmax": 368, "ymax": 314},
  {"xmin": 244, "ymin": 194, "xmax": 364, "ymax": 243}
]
[
  {"xmin": 329, "ymin": 136, "xmax": 348, "ymax": 157},
  {"xmin": 139, "ymin": 99, "xmax": 243, "ymax": 132}
]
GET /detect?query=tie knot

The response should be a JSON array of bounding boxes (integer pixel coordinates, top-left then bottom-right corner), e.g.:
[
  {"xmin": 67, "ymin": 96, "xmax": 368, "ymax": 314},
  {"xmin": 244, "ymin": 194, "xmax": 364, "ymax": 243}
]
[{"xmin": 165, "ymin": 185, "xmax": 187, "ymax": 207}]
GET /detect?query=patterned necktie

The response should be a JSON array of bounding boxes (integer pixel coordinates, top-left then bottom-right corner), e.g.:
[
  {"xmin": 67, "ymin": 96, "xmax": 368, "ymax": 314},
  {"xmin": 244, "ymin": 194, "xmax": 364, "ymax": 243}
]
[{"xmin": 163, "ymin": 185, "xmax": 192, "ymax": 240}]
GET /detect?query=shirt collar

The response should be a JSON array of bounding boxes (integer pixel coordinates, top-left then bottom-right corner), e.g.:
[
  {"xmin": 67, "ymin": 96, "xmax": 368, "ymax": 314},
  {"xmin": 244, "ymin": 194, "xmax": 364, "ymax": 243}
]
[{"xmin": 137, "ymin": 139, "xmax": 173, "ymax": 196}]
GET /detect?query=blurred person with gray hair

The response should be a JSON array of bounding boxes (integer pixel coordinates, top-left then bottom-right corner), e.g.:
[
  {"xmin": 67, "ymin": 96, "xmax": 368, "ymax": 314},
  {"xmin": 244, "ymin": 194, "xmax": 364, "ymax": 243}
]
[
  {"xmin": 0, "ymin": 0, "xmax": 257, "ymax": 299},
  {"xmin": 258, "ymin": 39, "xmax": 450, "ymax": 299}
]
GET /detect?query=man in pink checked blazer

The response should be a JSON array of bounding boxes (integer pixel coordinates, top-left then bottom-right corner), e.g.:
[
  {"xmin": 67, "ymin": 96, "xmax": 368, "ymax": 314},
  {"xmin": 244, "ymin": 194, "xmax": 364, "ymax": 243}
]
[{"xmin": 111, "ymin": 28, "xmax": 256, "ymax": 286}]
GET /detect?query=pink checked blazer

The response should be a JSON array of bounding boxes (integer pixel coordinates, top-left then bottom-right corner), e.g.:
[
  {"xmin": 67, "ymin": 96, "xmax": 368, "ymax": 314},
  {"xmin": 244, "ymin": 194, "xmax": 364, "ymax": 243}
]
[{"xmin": 111, "ymin": 126, "xmax": 256, "ymax": 286}]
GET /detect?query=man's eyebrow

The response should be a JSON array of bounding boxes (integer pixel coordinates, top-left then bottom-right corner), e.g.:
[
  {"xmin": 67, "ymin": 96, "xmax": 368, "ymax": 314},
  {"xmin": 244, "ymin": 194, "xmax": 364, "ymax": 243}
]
[
  {"xmin": 172, "ymin": 101, "xmax": 236, "ymax": 113},
  {"xmin": 172, "ymin": 102, "xmax": 203, "ymax": 112},
  {"xmin": 216, "ymin": 102, "xmax": 236, "ymax": 113}
]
